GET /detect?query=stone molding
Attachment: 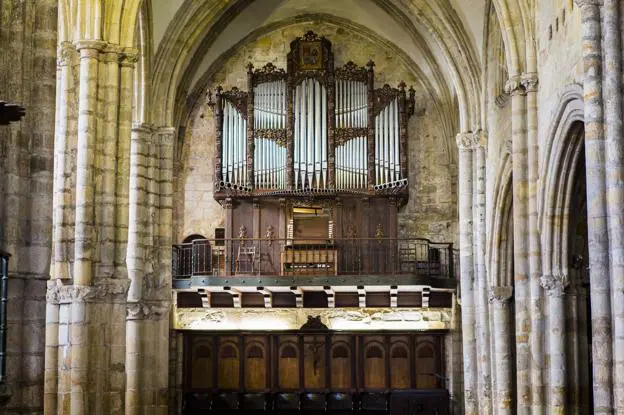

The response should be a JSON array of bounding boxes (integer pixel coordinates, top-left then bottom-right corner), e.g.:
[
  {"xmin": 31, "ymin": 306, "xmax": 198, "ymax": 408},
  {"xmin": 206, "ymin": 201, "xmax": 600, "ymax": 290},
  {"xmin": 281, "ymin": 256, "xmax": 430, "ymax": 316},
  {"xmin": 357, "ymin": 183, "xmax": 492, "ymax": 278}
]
[
  {"xmin": 521, "ymin": 73, "xmax": 539, "ymax": 92},
  {"xmin": 46, "ymin": 279, "xmax": 131, "ymax": 304},
  {"xmin": 75, "ymin": 40, "xmax": 107, "ymax": 59},
  {"xmin": 504, "ymin": 76, "xmax": 527, "ymax": 96},
  {"xmin": 540, "ymin": 274, "xmax": 569, "ymax": 297},
  {"xmin": 127, "ymin": 301, "xmax": 170, "ymax": 321},
  {"xmin": 488, "ymin": 286, "xmax": 513, "ymax": 304}
]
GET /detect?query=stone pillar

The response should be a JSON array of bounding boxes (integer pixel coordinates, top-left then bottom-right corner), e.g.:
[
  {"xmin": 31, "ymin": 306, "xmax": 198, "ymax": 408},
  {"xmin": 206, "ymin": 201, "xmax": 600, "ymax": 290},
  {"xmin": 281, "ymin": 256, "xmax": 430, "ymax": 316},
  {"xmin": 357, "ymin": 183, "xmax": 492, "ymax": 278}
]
[
  {"xmin": 522, "ymin": 72, "xmax": 544, "ymax": 413},
  {"xmin": 575, "ymin": 1, "xmax": 614, "ymax": 412},
  {"xmin": 473, "ymin": 130, "xmax": 492, "ymax": 414},
  {"xmin": 541, "ymin": 274, "xmax": 569, "ymax": 414},
  {"xmin": 505, "ymin": 76, "xmax": 530, "ymax": 414},
  {"xmin": 604, "ymin": 0, "xmax": 624, "ymax": 410},
  {"xmin": 489, "ymin": 286, "xmax": 513, "ymax": 414},
  {"xmin": 456, "ymin": 131, "xmax": 478, "ymax": 414}
]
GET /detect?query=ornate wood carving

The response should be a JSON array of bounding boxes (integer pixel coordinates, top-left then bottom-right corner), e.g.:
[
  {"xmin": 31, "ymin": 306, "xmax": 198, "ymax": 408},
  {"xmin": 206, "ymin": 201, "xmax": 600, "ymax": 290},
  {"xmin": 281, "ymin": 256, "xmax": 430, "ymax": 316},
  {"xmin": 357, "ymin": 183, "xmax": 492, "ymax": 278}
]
[
  {"xmin": 254, "ymin": 129, "xmax": 287, "ymax": 146},
  {"xmin": 335, "ymin": 61, "xmax": 368, "ymax": 82},
  {"xmin": 373, "ymin": 84, "xmax": 400, "ymax": 117},
  {"xmin": 251, "ymin": 62, "xmax": 287, "ymax": 85},
  {"xmin": 300, "ymin": 315, "xmax": 329, "ymax": 331},
  {"xmin": 335, "ymin": 128, "xmax": 369, "ymax": 146},
  {"xmin": 221, "ymin": 87, "xmax": 248, "ymax": 118}
]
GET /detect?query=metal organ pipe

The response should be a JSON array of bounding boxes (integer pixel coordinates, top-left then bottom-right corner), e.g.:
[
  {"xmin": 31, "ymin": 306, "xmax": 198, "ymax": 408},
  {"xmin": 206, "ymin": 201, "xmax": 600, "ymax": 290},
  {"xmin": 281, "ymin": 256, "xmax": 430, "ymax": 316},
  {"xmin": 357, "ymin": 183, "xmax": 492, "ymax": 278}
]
[
  {"xmin": 253, "ymin": 79, "xmax": 286, "ymax": 189},
  {"xmin": 221, "ymin": 99, "xmax": 247, "ymax": 188},
  {"xmin": 373, "ymin": 96, "xmax": 403, "ymax": 188}
]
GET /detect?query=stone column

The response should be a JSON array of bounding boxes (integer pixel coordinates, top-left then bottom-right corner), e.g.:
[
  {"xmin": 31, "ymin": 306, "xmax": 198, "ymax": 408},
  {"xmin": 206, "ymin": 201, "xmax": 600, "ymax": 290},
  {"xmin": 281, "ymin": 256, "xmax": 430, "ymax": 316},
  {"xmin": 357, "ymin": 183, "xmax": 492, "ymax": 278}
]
[
  {"xmin": 522, "ymin": 72, "xmax": 544, "ymax": 413},
  {"xmin": 505, "ymin": 76, "xmax": 530, "ymax": 414},
  {"xmin": 473, "ymin": 130, "xmax": 492, "ymax": 414},
  {"xmin": 489, "ymin": 286, "xmax": 513, "ymax": 414},
  {"xmin": 575, "ymin": 1, "xmax": 614, "ymax": 412},
  {"xmin": 604, "ymin": 0, "xmax": 624, "ymax": 410},
  {"xmin": 541, "ymin": 274, "xmax": 569, "ymax": 414},
  {"xmin": 456, "ymin": 131, "xmax": 478, "ymax": 414}
]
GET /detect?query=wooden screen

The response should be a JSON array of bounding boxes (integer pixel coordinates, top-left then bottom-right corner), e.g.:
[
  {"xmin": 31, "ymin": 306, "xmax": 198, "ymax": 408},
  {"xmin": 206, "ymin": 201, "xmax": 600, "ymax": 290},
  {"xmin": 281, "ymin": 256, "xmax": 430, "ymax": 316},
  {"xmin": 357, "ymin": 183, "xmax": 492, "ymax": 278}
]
[{"xmin": 184, "ymin": 332, "xmax": 444, "ymax": 393}]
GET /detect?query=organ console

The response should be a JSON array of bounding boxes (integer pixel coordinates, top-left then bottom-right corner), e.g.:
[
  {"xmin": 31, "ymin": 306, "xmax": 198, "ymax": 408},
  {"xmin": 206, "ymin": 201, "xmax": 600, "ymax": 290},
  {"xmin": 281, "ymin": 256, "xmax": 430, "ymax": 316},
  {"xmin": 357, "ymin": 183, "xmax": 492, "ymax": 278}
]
[{"xmin": 207, "ymin": 31, "xmax": 417, "ymax": 274}]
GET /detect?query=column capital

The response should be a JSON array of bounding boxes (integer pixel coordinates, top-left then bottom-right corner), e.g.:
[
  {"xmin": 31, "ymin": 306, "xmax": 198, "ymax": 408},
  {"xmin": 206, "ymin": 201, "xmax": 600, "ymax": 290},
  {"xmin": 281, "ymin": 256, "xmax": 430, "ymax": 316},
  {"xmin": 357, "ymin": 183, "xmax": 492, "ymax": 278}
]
[
  {"xmin": 46, "ymin": 279, "xmax": 130, "ymax": 304},
  {"xmin": 504, "ymin": 76, "xmax": 527, "ymax": 96},
  {"xmin": 540, "ymin": 273, "xmax": 569, "ymax": 297},
  {"xmin": 574, "ymin": 0, "xmax": 603, "ymax": 7},
  {"xmin": 57, "ymin": 41, "xmax": 78, "ymax": 67},
  {"xmin": 473, "ymin": 129, "xmax": 488, "ymax": 150},
  {"xmin": 74, "ymin": 39, "xmax": 107, "ymax": 57},
  {"xmin": 521, "ymin": 73, "xmax": 539, "ymax": 92},
  {"xmin": 126, "ymin": 300, "xmax": 170, "ymax": 321},
  {"xmin": 489, "ymin": 286, "xmax": 513, "ymax": 304},
  {"xmin": 120, "ymin": 47, "xmax": 140, "ymax": 67},
  {"xmin": 456, "ymin": 131, "xmax": 476, "ymax": 150}
]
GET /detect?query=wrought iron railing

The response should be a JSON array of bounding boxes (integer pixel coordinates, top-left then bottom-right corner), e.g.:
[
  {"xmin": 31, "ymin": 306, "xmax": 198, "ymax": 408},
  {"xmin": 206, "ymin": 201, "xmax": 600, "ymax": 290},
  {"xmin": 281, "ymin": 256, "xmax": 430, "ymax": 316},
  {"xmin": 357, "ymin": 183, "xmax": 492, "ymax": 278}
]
[{"xmin": 172, "ymin": 238, "xmax": 455, "ymax": 279}]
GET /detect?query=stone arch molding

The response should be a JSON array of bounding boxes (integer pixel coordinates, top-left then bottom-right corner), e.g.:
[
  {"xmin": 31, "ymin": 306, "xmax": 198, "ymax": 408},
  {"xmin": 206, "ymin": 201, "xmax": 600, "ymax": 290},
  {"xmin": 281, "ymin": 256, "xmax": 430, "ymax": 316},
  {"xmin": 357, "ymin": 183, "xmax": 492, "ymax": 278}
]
[{"xmin": 538, "ymin": 84, "xmax": 584, "ymax": 289}]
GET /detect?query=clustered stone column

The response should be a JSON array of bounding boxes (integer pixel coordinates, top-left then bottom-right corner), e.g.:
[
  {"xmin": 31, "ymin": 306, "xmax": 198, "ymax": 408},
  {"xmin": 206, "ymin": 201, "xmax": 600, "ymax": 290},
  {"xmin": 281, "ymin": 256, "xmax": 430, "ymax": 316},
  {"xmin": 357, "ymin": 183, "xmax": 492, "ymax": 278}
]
[
  {"xmin": 45, "ymin": 35, "xmax": 173, "ymax": 413},
  {"xmin": 575, "ymin": 0, "xmax": 614, "ymax": 413},
  {"xmin": 472, "ymin": 130, "xmax": 492, "ymax": 414},
  {"xmin": 456, "ymin": 131, "xmax": 478, "ymax": 414},
  {"xmin": 489, "ymin": 286, "xmax": 513, "ymax": 414},
  {"xmin": 540, "ymin": 274, "xmax": 569, "ymax": 414},
  {"xmin": 505, "ymin": 76, "xmax": 531, "ymax": 413}
]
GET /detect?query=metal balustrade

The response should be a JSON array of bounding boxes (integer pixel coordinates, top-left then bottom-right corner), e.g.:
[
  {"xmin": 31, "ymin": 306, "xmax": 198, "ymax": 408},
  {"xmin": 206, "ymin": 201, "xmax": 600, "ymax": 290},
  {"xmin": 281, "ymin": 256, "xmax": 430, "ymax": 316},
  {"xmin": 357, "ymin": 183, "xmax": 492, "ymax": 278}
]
[{"xmin": 172, "ymin": 238, "xmax": 456, "ymax": 279}]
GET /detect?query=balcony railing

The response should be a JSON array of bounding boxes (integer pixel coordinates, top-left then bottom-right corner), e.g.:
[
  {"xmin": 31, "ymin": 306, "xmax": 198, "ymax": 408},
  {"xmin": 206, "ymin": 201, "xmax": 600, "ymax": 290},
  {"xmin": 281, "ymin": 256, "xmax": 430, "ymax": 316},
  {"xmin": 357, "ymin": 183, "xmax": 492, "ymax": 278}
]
[{"xmin": 172, "ymin": 237, "xmax": 456, "ymax": 280}]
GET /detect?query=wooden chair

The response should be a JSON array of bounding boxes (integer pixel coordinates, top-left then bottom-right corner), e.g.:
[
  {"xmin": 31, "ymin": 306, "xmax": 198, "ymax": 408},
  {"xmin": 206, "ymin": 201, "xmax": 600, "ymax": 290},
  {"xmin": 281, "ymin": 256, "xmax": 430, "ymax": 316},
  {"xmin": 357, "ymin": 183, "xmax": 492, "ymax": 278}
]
[{"xmin": 236, "ymin": 245, "xmax": 256, "ymax": 273}]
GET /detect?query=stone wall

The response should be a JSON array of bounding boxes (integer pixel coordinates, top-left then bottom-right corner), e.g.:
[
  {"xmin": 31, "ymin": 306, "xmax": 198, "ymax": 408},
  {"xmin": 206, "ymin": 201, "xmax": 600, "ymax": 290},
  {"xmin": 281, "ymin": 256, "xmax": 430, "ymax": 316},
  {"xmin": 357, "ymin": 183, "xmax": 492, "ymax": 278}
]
[
  {"xmin": 175, "ymin": 22, "xmax": 458, "ymax": 244},
  {"xmin": 0, "ymin": 1, "xmax": 57, "ymax": 413}
]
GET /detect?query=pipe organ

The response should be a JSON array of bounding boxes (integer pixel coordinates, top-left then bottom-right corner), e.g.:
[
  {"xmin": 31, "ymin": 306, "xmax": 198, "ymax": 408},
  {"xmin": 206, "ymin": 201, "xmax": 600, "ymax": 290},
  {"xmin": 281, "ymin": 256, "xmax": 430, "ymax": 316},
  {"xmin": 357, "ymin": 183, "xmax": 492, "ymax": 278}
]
[
  {"xmin": 208, "ymin": 32, "xmax": 416, "ymax": 262},
  {"xmin": 210, "ymin": 31, "xmax": 415, "ymax": 196}
]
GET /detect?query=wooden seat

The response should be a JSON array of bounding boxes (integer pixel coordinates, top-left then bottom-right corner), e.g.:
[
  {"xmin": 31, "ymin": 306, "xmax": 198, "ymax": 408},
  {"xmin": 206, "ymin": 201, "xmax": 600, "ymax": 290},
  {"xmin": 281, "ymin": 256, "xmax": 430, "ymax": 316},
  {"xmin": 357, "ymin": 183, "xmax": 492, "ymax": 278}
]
[{"xmin": 236, "ymin": 245, "xmax": 256, "ymax": 273}]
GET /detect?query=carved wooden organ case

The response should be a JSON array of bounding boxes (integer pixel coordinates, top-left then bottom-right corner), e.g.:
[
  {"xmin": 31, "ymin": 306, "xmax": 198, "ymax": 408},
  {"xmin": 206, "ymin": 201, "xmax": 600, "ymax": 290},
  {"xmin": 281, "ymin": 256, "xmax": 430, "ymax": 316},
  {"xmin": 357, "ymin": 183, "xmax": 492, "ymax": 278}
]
[{"xmin": 209, "ymin": 32, "xmax": 416, "ymax": 250}]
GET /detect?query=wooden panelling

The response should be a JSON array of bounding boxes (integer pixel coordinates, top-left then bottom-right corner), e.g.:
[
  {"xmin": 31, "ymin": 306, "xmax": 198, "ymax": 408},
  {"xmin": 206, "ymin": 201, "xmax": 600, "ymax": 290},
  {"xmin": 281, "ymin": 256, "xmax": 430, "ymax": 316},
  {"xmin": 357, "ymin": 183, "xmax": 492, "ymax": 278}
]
[
  {"xmin": 278, "ymin": 337, "xmax": 300, "ymax": 390},
  {"xmin": 218, "ymin": 338, "xmax": 240, "ymax": 389},
  {"xmin": 334, "ymin": 292, "xmax": 359, "ymax": 307},
  {"xmin": 178, "ymin": 291, "xmax": 203, "ymax": 308},
  {"xmin": 184, "ymin": 331, "xmax": 445, "ymax": 394},
  {"xmin": 272, "ymin": 292, "xmax": 296, "ymax": 307}
]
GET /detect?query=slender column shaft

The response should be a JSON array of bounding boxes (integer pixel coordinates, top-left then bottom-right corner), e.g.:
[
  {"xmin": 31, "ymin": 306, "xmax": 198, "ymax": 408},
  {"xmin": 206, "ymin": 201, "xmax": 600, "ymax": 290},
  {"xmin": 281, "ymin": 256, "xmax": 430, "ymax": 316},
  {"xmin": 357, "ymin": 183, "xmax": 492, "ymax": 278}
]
[
  {"xmin": 522, "ymin": 73, "xmax": 544, "ymax": 413},
  {"xmin": 456, "ymin": 132, "xmax": 478, "ymax": 414},
  {"xmin": 73, "ymin": 41, "xmax": 104, "ymax": 286},
  {"xmin": 97, "ymin": 46, "xmax": 121, "ymax": 278},
  {"xmin": 490, "ymin": 286, "xmax": 513, "ymax": 414},
  {"xmin": 604, "ymin": 0, "xmax": 624, "ymax": 410},
  {"xmin": 473, "ymin": 134, "xmax": 492, "ymax": 414},
  {"xmin": 575, "ymin": 1, "xmax": 614, "ymax": 412},
  {"xmin": 541, "ymin": 275, "xmax": 569, "ymax": 414},
  {"xmin": 43, "ymin": 296, "xmax": 59, "ymax": 413},
  {"xmin": 506, "ymin": 77, "xmax": 530, "ymax": 414}
]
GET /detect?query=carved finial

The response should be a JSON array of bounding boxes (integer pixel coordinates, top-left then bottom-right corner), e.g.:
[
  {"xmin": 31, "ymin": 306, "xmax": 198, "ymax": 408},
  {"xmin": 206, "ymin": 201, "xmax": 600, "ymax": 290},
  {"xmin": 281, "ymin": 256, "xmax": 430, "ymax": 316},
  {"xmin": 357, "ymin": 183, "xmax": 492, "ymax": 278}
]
[
  {"xmin": 398, "ymin": 81, "xmax": 406, "ymax": 91},
  {"xmin": 366, "ymin": 60, "xmax": 375, "ymax": 70},
  {"xmin": 247, "ymin": 62, "xmax": 254, "ymax": 73}
]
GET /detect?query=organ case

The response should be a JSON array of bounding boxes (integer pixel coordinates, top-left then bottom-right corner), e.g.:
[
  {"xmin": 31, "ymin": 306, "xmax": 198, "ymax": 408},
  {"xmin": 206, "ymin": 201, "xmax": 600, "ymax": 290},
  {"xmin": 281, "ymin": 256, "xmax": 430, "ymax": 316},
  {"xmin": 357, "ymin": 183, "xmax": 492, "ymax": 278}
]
[{"xmin": 209, "ymin": 31, "xmax": 416, "ymax": 196}]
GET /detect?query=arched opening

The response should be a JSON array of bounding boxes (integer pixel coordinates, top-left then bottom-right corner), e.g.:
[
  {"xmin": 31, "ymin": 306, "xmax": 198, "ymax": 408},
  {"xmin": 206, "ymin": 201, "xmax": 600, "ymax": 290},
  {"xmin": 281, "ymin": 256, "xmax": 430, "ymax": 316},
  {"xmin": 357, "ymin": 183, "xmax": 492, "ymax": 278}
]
[{"xmin": 565, "ymin": 124, "xmax": 592, "ymax": 412}]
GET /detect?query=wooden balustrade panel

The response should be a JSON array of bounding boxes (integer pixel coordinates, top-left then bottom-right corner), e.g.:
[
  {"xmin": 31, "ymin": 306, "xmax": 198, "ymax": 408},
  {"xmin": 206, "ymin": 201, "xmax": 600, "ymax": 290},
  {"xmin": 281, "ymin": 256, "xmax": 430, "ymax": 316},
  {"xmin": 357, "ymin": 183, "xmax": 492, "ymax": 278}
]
[{"xmin": 184, "ymin": 331, "xmax": 445, "ymax": 393}]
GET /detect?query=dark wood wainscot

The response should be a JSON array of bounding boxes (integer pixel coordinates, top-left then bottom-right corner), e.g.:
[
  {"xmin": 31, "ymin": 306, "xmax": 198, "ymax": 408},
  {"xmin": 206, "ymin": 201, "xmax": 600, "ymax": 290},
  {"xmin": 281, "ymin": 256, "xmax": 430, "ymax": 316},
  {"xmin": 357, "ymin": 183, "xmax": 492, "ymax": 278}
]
[{"xmin": 182, "ymin": 331, "xmax": 449, "ymax": 414}]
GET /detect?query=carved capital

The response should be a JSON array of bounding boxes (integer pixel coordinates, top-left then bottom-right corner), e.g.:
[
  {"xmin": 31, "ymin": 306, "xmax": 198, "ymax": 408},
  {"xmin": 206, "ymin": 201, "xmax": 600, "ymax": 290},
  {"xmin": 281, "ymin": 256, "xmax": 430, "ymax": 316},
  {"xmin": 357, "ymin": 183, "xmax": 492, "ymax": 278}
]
[
  {"xmin": 540, "ymin": 274, "xmax": 569, "ymax": 297},
  {"xmin": 489, "ymin": 286, "xmax": 513, "ymax": 304},
  {"xmin": 120, "ymin": 47, "xmax": 140, "ymax": 67},
  {"xmin": 57, "ymin": 41, "xmax": 78, "ymax": 67},
  {"xmin": 521, "ymin": 73, "xmax": 539, "ymax": 92},
  {"xmin": 456, "ymin": 131, "xmax": 477, "ymax": 150},
  {"xmin": 155, "ymin": 127, "xmax": 176, "ymax": 146},
  {"xmin": 504, "ymin": 76, "xmax": 526, "ymax": 96},
  {"xmin": 46, "ymin": 279, "xmax": 131, "ymax": 304},
  {"xmin": 473, "ymin": 129, "xmax": 488, "ymax": 150},
  {"xmin": 127, "ymin": 300, "xmax": 170, "ymax": 321},
  {"xmin": 574, "ymin": 0, "xmax": 603, "ymax": 8}
]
